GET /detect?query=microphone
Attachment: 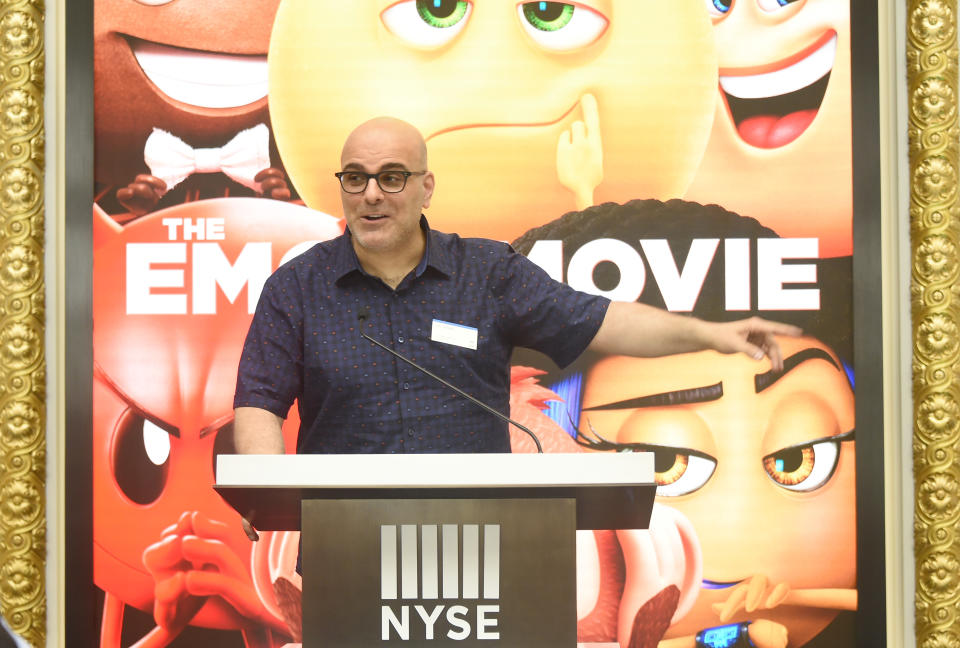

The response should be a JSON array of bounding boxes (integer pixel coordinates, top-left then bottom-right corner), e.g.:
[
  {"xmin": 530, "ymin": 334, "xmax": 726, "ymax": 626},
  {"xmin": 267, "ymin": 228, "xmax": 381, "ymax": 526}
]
[{"xmin": 356, "ymin": 311, "xmax": 543, "ymax": 453}]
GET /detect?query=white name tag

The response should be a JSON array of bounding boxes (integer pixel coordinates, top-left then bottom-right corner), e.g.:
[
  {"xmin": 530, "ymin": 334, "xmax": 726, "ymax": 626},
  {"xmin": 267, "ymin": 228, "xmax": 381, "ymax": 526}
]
[{"xmin": 431, "ymin": 319, "xmax": 478, "ymax": 350}]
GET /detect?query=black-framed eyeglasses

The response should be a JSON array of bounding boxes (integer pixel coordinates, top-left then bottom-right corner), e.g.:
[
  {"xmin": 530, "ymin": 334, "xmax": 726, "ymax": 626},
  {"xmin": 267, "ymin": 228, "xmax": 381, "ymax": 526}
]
[{"xmin": 334, "ymin": 169, "xmax": 427, "ymax": 194}]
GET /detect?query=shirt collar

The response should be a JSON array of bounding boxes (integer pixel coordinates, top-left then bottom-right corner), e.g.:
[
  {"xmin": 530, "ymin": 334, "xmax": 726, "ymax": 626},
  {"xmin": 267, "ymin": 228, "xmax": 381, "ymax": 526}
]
[{"xmin": 333, "ymin": 215, "xmax": 453, "ymax": 284}]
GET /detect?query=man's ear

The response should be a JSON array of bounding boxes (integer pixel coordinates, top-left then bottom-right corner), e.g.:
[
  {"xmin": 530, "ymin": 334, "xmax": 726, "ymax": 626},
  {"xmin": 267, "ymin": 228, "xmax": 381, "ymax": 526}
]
[{"xmin": 422, "ymin": 171, "xmax": 436, "ymax": 209}]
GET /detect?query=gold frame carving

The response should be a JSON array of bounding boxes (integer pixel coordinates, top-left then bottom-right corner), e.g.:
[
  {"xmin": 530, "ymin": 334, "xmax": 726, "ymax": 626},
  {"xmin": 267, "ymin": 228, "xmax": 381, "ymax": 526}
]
[
  {"xmin": 908, "ymin": 1, "xmax": 960, "ymax": 647},
  {"xmin": 0, "ymin": 0, "xmax": 45, "ymax": 646}
]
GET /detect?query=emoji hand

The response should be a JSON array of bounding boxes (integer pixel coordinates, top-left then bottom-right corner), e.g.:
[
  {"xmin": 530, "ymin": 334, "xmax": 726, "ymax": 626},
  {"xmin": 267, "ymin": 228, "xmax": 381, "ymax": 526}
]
[
  {"xmin": 255, "ymin": 168, "xmax": 292, "ymax": 201},
  {"xmin": 557, "ymin": 93, "xmax": 603, "ymax": 210},
  {"xmin": 711, "ymin": 574, "xmax": 791, "ymax": 622},
  {"xmin": 616, "ymin": 504, "xmax": 702, "ymax": 647},
  {"xmin": 142, "ymin": 511, "xmax": 289, "ymax": 638},
  {"xmin": 746, "ymin": 619, "xmax": 790, "ymax": 648},
  {"xmin": 116, "ymin": 174, "xmax": 167, "ymax": 216}
]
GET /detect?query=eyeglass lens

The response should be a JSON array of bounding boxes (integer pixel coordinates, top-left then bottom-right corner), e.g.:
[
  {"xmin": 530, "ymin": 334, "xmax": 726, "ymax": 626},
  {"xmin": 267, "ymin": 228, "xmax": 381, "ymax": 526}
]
[{"xmin": 340, "ymin": 171, "xmax": 408, "ymax": 193}]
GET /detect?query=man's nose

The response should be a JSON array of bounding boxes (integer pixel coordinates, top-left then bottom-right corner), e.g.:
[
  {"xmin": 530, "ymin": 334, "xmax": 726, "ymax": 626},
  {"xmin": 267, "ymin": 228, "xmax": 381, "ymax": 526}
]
[{"xmin": 362, "ymin": 176, "xmax": 384, "ymax": 202}]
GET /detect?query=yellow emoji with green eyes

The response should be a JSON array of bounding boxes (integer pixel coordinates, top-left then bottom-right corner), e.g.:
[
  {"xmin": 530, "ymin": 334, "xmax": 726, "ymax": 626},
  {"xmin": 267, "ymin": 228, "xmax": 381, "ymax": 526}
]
[{"xmin": 268, "ymin": 0, "xmax": 718, "ymax": 240}]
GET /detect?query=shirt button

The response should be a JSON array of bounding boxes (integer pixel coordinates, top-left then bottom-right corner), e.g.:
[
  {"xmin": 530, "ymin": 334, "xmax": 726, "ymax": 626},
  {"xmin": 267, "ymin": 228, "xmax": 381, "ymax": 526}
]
[
  {"xmin": 403, "ymin": 382, "xmax": 410, "ymax": 390},
  {"xmin": 407, "ymin": 428, "xmax": 414, "ymax": 437},
  {"xmin": 398, "ymin": 336, "xmax": 404, "ymax": 343}
]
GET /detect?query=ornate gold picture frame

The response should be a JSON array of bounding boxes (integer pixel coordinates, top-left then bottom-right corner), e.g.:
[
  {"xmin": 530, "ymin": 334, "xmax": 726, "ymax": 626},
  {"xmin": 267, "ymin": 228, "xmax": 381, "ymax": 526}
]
[
  {"xmin": 15, "ymin": 1, "xmax": 944, "ymax": 647},
  {"xmin": 0, "ymin": 0, "xmax": 46, "ymax": 646}
]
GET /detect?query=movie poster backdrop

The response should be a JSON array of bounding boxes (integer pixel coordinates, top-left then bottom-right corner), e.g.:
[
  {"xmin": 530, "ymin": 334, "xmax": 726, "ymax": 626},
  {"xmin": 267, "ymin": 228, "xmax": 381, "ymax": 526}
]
[{"xmin": 84, "ymin": 0, "xmax": 874, "ymax": 646}]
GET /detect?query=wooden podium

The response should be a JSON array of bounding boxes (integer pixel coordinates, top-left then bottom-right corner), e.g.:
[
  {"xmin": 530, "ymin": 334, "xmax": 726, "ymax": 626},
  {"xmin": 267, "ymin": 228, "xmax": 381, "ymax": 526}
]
[{"xmin": 216, "ymin": 453, "xmax": 655, "ymax": 648}]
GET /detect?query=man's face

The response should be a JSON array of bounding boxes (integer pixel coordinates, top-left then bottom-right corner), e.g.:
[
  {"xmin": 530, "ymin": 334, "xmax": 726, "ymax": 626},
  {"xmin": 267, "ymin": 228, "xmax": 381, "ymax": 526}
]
[
  {"xmin": 578, "ymin": 336, "xmax": 856, "ymax": 646},
  {"xmin": 339, "ymin": 125, "xmax": 435, "ymax": 255}
]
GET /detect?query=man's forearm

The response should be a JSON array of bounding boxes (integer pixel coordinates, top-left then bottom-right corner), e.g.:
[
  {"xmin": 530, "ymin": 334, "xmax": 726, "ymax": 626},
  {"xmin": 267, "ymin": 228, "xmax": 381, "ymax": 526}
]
[
  {"xmin": 234, "ymin": 406, "xmax": 286, "ymax": 454},
  {"xmin": 587, "ymin": 301, "xmax": 802, "ymax": 371},
  {"xmin": 588, "ymin": 301, "xmax": 710, "ymax": 357}
]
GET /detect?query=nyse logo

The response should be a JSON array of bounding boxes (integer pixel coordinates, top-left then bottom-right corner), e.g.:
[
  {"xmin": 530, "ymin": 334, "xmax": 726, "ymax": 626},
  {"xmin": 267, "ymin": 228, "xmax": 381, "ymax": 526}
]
[{"xmin": 381, "ymin": 524, "xmax": 500, "ymax": 641}]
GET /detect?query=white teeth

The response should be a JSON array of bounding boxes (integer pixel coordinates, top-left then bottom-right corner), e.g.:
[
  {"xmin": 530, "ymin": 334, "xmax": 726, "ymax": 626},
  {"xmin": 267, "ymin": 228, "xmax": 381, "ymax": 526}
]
[
  {"xmin": 129, "ymin": 38, "xmax": 268, "ymax": 109},
  {"xmin": 720, "ymin": 34, "xmax": 836, "ymax": 100}
]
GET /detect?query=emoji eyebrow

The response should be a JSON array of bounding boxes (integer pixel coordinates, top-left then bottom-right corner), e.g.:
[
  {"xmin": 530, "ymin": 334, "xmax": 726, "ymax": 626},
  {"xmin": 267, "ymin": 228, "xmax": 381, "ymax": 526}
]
[
  {"xmin": 199, "ymin": 413, "xmax": 234, "ymax": 439},
  {"xmin": 93, "ymin": 362, "xmax": 180, "ymax": 438},
  {"xmin": 754, "ymin": 348, "xmax": 841, "ymax": 394},
  {"xmin": 582, "ymin": 382, "xmax": 723, "ymax": 411}
]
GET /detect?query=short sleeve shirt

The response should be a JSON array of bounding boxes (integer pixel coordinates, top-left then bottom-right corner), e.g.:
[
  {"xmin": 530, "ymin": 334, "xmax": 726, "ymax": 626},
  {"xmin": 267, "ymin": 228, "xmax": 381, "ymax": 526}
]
[{"xmin": 234, "ymin": 218, "xmax": 610, "ymax": 454}]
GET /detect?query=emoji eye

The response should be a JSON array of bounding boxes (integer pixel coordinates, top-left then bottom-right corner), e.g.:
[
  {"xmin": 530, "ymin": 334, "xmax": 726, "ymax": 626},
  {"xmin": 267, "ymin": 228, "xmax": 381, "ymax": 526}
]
[
  {"xmin": 757, "ymin": 0, "xmax": 802, "ymax": 12},
  {"xmin": 517, "ymin": 2, "xmax": 609, "ymax": 52},
  {"xmin": 634, "ymin": 447, "xmax": 716, "ymax": 497},
  {"xmin": 763, "ymin": 438, "xmax": 839, "ymax": 492},
  {"xmin": 112, "ymin": 411, "xmax": 171, "ymax": 505},
  {"xmin": 382, "ymin": 0, "xmax": 472, "ymax": 48},
  {"xmin": 705, "ymin": 0, "xmax": 733, "ymax": 17}
]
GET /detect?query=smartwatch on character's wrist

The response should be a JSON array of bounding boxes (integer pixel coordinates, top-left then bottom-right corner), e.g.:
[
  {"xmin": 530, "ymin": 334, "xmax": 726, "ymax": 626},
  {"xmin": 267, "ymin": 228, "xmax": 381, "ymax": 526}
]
[{"xmin": 694, "ymin": 622, "xmax": 755, "ymax": 648}]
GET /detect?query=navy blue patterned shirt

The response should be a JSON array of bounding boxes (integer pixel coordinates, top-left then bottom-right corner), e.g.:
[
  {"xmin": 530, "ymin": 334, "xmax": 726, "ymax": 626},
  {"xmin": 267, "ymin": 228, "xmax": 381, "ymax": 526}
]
[{"xmin": 234, "ymin": 217, "xmax": 609, "ymax": 454}]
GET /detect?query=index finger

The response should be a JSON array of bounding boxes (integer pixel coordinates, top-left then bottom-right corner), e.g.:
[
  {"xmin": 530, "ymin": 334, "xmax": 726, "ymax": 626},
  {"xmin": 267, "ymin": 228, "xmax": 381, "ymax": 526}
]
[
  {"xmin": 765, "ymin": 335, "xmax": 784, "ymax": 373},
  {"xmin": 751, "ymin": 318, "xmax": 803, "ymax": 337},
  {"xmin": 580, "ymin": 93, "xmax": 600, "ymax": 136}
]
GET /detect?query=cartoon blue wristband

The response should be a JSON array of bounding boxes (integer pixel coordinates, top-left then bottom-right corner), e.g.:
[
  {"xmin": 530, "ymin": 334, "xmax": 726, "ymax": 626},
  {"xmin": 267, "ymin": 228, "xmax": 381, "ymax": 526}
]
[{"xmin": 694, "ymin": 621, "xmax": 755, "ymax": 648}]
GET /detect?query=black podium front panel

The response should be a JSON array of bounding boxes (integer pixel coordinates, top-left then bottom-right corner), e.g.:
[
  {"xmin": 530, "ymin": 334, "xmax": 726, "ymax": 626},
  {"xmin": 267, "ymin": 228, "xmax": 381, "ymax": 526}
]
[{"xmin": 302, "ymin": 498, "xmax": 576, "ymax": 648}]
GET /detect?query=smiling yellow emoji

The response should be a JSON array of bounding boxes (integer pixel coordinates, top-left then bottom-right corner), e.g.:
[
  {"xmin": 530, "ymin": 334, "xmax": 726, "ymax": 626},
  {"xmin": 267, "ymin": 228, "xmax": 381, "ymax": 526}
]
[{"xmin": 684, "ymin": 0, "xmax": 853, "ymax": 257}]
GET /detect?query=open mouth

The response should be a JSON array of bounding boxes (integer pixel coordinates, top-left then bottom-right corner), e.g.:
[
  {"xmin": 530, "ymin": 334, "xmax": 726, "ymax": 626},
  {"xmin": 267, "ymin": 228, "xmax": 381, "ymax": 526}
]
[
  {"xmin": 126, "ymin": 36, "xmax": 268, "ymax": 109},
  {"xmin": 719, "ymin": 32, "xmax": 836, "ymax": 149}
]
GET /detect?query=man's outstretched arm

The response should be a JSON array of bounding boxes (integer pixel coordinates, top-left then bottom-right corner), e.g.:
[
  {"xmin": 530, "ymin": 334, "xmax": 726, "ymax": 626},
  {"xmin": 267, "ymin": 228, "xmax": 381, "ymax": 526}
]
[{"xmin": 588, "ymin": 301, "xmax": 802, "ymax": 372}]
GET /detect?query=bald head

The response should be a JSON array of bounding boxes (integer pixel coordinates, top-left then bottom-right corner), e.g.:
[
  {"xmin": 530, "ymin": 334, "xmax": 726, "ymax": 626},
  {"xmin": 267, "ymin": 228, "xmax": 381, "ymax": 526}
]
[
  {"xmin": 337, "ymin": 117, "xmax": 436, "ymax": 261},
  {"xmin": 341, "ymin": 117, "xmax": 428, "ymax": 170}
]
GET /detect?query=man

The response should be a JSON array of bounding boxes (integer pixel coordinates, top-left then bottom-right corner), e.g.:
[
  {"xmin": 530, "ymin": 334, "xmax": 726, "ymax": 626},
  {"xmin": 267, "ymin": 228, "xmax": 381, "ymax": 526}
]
[{"xmin": 233, "ymin": 117, "xmax": 797, "ymax": 465}]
